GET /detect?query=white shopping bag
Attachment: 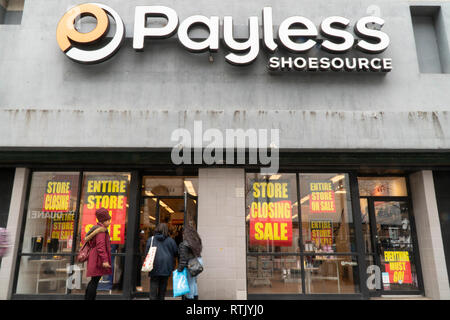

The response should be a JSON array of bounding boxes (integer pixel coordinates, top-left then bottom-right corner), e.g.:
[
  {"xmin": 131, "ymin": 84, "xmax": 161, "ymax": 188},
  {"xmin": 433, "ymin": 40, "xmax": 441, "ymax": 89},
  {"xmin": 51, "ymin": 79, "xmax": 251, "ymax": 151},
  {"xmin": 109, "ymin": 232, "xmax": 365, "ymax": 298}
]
[{"xmin": 141, "ymin": 237, "xmax": 157, "ymax": 272}]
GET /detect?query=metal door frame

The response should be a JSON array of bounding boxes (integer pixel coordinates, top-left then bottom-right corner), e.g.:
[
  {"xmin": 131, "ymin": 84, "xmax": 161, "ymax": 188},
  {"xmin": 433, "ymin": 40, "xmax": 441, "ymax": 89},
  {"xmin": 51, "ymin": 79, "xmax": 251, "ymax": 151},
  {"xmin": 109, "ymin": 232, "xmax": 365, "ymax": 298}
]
[
  {"xmin": 360, "ymin": 193, "xmax": 424, "ymax": 297},
  {"xmin": 132, "ymin": 192, "xmax": 198, "ymax": 299}
]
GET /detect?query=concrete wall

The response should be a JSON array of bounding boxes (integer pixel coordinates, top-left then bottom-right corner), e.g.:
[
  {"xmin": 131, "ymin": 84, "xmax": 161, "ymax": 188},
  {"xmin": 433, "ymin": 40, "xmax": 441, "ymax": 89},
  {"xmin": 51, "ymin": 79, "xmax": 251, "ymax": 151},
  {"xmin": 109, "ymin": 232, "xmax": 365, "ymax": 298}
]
[
  {"xmin": 0, "ymin": 0, "xmax": 450, "ymax": 150},
  {"xmin": 409, "ymin": 170, "xmax": 450, "ymax": 300},
  {"xmin": 197, "ymin": 168, "xmax": 247, "ymax": 299}
]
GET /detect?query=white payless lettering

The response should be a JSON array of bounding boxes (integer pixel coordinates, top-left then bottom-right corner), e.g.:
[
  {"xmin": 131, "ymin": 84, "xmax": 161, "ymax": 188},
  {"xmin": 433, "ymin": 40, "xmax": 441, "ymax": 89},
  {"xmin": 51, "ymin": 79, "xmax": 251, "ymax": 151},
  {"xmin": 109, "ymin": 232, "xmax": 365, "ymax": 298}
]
[
  {"xmin": 268, "ymin": 57, "xmax": 280, "ymax": 70},
  {"xmin": 278, "ymin": 16, "xmax": 318, "ymax": 52},
  {"xmin": 320, "ymin": 16, "xmax": 354, "ymax": 53},
  {"xmin": 223, "ymin": 16, "xmax": 260, "ymax": 65},
  {"xmin": 133, "ymin": 6, "xmax": 179, "ymax": 51},
  {"xmin": 262, "ymin": 7, "xmax": 277, "ymax": 52},
  {"xmin": 268, "ymin": 56, "xmax": 392, "ymax": 72},
  {"xmin": 354, "ymin": 16, "xmax": 390, "ymax": 53},
  {"xmin": 177, "ymin": 15, "xmax": 219, "ymax": 53},
  {"xmin": 130, "ymin": 6, "xmax": 390, "ymax": 64}
]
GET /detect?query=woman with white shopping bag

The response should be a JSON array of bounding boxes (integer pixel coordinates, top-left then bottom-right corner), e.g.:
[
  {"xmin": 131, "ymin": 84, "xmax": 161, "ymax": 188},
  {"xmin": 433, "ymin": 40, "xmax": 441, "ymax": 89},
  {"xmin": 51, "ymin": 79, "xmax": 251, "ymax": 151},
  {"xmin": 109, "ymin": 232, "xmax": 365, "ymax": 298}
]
[{"xmin": 144, "ymin": 223, "xmax": 178, "ymax": 300}]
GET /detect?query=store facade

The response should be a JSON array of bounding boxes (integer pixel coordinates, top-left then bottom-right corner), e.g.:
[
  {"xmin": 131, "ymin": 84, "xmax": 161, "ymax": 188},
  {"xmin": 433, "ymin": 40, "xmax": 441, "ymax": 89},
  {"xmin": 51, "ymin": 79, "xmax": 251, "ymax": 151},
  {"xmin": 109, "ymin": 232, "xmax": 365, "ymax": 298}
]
[{"xmin": 0, "ymin": 0, "xmax": 450, "ymax": 300}]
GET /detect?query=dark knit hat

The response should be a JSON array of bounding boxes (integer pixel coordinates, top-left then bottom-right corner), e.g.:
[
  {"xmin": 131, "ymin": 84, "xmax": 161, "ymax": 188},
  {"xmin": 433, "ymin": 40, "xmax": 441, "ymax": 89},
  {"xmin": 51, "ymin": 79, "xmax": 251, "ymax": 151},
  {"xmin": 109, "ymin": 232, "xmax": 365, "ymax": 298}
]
[{"xmin": 95, "ymin": 208, "xmax": 111, "ymax": 223}]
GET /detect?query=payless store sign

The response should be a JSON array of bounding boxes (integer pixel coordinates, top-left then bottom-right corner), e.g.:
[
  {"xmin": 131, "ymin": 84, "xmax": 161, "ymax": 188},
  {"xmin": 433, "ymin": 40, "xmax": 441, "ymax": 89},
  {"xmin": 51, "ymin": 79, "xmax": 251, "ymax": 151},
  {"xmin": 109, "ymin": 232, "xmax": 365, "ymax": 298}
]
[{"xmin": 57, "ymin": 4, "xmax": 392, "ymax": 72}]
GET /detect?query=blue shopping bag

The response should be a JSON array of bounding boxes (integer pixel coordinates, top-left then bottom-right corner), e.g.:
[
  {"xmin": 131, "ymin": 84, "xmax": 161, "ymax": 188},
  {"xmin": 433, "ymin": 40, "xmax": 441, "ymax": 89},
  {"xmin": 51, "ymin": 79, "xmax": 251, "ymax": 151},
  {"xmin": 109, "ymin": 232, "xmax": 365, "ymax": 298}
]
[{"xmin": 173, "ymin": 268, "xmax": 190, "ymax": 297}]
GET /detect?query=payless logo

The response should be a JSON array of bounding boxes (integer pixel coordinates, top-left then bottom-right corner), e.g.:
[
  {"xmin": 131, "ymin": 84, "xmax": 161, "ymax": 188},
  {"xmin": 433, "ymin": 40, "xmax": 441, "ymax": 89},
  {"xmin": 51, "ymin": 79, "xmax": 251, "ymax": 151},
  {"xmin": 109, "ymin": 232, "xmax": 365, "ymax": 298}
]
[{"xmin": 56, "ymin": 3, "xmax": 125, "ymax": 64}]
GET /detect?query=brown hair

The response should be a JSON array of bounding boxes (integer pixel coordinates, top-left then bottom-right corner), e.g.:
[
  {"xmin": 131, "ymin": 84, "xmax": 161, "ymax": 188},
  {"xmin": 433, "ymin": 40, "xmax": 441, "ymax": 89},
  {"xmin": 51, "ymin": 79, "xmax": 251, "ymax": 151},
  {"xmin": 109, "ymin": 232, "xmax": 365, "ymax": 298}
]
[
  {"xmin": 183, "ymin": 226, "xmax": 202, "ymax": 257},
  {"xmin": 155, "ymin": 223, "xmax": 169, "ymax": 237}
]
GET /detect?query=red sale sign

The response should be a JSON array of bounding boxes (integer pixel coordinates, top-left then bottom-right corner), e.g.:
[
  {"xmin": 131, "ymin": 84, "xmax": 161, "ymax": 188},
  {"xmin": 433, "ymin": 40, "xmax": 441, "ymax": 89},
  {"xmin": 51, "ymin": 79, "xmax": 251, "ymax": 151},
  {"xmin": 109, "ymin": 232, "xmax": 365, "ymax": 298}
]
[
  {"xmin": 80, "ymin": 176, "xmax": 129, "ymax": 245},
  {"xmin": 383, "ymin": 251, "xmax": 413, "ymax": 284},
  {"xmin": 248, "ymin": 180, "xmax": 293, "ymax": 247}
]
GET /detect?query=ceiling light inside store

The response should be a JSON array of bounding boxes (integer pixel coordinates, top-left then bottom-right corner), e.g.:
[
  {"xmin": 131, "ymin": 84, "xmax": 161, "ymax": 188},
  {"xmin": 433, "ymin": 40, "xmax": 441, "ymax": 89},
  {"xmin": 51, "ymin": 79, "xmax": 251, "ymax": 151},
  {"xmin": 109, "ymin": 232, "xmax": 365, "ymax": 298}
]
[
  {"xmin": 146, "ymin": 191, "xmax": 175, "ymax": 214},
  {"xmin": 184, "ymin": 180, "xmax": 197, "ymax": 196},
  {"xmin": 159, "ymin": 201, "xmax": 174, "ymax": 214},
  {"xmin": 269, "ymin": 175, "xmax": 281, "ymax": 180},
  {"xmin": 330, "ymin": 175, "xmax": 345, "ymax": 184}
]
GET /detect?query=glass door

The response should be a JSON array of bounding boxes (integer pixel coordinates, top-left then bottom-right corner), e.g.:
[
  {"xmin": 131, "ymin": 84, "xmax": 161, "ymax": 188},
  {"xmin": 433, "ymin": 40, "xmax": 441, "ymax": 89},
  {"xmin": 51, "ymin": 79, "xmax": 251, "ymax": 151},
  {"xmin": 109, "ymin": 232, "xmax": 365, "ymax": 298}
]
[
  {"xmin": 371, "ymin": 200, "xmax": 420, "ymax": 293},
  {"xmin": 358, "ymin": 176, "xmax": 423, "ymax": 296},
  {"xmin": 135, "ymin": 196, "xmax": 184, "ymax": 297},
  {"xmin": 133, "ymin": 175, "xmax": 198, "ymax": 299},
  {"xmin": 184, "ymin": 191, "xmax": 198, "ymax": 230}
]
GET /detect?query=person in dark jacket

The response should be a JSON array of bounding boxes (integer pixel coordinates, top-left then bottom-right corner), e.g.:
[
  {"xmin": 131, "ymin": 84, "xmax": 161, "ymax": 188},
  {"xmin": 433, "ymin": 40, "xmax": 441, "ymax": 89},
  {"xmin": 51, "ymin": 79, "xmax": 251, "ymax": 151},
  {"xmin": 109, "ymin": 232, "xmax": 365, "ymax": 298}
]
[
  {"xmin": 177, "ymin": 225, "xmax": 203, "ymax": 300},
  {"xmin": 146, "ymin": 223, "xmax": 178, "ymax": 300},
  {"xmin": 84, "ymin": 208, "xmax": 112, "ymax": 300}
]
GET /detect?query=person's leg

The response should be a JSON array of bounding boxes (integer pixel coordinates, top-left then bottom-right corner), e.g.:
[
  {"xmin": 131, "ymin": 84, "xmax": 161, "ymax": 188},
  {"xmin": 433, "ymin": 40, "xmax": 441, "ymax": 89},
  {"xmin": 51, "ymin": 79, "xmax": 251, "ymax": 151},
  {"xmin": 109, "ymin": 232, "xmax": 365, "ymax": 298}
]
[
  {"xmin": 85, "ymin": 276, "xmax": 101, "ymax": 300},
  {"xmin": 149, "ymin": 276, "xmax": 159, "ymax": 300},
  {"xmin": 191, "ymin": 276, "xmax": 198, "ymax": 299},
  {"xmin": 157, "ymin": 276, "xmax": 169, "ymax": 300},
  {"xmin": 184, "ymin": 272, "xmax": 195, "ymax": 299}
]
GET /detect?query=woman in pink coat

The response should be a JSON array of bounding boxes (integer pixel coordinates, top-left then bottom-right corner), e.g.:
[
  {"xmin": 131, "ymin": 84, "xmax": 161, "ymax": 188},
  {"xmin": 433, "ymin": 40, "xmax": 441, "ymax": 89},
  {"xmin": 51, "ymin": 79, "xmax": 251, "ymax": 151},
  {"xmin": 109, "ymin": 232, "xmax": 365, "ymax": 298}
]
[{"xmin": 84, "ymin": 208, "xmax": 112, "ymax": 300}]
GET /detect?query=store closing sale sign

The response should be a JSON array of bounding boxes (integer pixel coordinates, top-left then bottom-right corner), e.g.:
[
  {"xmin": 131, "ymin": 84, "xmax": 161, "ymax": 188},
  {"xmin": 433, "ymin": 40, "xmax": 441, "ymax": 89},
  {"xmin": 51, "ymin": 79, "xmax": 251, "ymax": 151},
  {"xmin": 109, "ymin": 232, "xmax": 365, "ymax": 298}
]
[
  {"xmin": 249, "ymin": 180, "xmax": 293, "ymax": 246},
  {"xmin": 42, "ymin": 180, "xmax": 75, "ymax": 241},
  {"xmin": 43, "ymin": 180, "xmax": 71, "ymax": 212},
  {"xmin": 81, "ymin": 176, "xmax": 128, "ymax": 245}
]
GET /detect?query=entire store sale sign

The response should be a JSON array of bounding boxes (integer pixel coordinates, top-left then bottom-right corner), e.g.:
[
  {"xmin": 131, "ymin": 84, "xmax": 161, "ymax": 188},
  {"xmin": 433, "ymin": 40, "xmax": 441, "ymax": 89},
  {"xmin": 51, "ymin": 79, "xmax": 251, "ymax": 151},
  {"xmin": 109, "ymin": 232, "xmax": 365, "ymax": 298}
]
[
  {"xmin": 81, "ymin": 176, "xmax": 129, "ymax": 245},
  {"xmin": 309, "ymin": 182, "xmax": 336, "ymax": 213},
  {"xmin": 249, "ymin": 180, "xmax": 293, "ymax": 246}
]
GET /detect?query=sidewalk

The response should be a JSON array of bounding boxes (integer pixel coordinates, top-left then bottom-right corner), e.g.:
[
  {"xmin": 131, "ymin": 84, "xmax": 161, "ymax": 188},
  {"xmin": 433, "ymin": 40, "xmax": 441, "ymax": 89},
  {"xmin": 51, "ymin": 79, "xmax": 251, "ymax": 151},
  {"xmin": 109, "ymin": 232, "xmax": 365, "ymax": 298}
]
[{"xmin": 370, "ymin": 295, "xmax": 431, "ymax": 300}]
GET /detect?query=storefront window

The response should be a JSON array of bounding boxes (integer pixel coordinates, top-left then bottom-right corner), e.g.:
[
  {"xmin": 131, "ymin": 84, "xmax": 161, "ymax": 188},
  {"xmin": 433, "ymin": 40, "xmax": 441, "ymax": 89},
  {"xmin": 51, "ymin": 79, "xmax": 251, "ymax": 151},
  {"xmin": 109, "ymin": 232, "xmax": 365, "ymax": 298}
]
[
  {"xmin": 74, "ymin": 172, "xmax": 131, "ymax": 295},
  {"xmin": 246, "ymin": 173, "xmax": 299, "ymax": 254},
  {"xmin": 16, "ymin": 172, "xmax": 79, "ymax": 294},
  {"xmin": 142, "ymin": 176, "xmax": 198, "ymax": 197},
  {"xmin": 246, "ymin": 172, "xmax": 360, "ymax": 296},
  {"xmin": 303, "ymin": 255, "xmax": 359, "ymax": 294},
  {"xmin": 247, "ymin": 255, "xmax": 302, "ymax": 294},
  {"xmin": 15, "ymin": 171, "xmax": 131, "ymax": 296},
  {"xmin": 358, "ymin": 177, "xmax": 407, "ymax": 197},
  {"xmin": 299, "ymin": 174, "xmax": 356, "ymax": 253},
  {"xmin": 16, "ymin": 255, "xmax": 71, "ymax": 295}
]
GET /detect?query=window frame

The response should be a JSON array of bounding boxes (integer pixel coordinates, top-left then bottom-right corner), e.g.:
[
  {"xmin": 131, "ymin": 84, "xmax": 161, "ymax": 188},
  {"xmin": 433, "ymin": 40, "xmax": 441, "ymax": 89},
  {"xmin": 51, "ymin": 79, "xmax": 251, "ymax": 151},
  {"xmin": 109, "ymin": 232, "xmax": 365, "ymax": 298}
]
[
  {"xmin": 357, "ymin": 174, "xmax": 425, "ymax": 297},
  {"xmin": 245, "ymin": 171, "xmax": 364, "ymax": 299},
  {"xmin": 11, "ymin": 168, "xmax": 137, "ymax": 299}
]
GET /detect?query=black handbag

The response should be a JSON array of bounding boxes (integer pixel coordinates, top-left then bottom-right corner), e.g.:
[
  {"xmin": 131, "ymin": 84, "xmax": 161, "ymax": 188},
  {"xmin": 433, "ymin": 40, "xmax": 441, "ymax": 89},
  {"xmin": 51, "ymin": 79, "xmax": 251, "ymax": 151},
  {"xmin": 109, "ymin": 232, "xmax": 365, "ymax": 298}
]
[{"xmin": 187, "ymin": 257, "xmax": 203, "ymax": 277}]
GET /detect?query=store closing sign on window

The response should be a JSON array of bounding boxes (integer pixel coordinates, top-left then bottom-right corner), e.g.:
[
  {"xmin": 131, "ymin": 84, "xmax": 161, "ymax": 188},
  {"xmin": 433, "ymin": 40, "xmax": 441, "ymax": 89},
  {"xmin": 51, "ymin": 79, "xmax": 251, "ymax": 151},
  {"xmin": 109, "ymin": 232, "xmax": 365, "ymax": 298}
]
[
  {"xmin": 249, "ymin": 180, "xmax": 293, "ymax": 246},
  {"xmin": 42, "ymin": 180, "xmax": 75, "ymax": 243},
  {"xmin": 81, "ymin": 175, "xmax": 129, "ymax": 245}
]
